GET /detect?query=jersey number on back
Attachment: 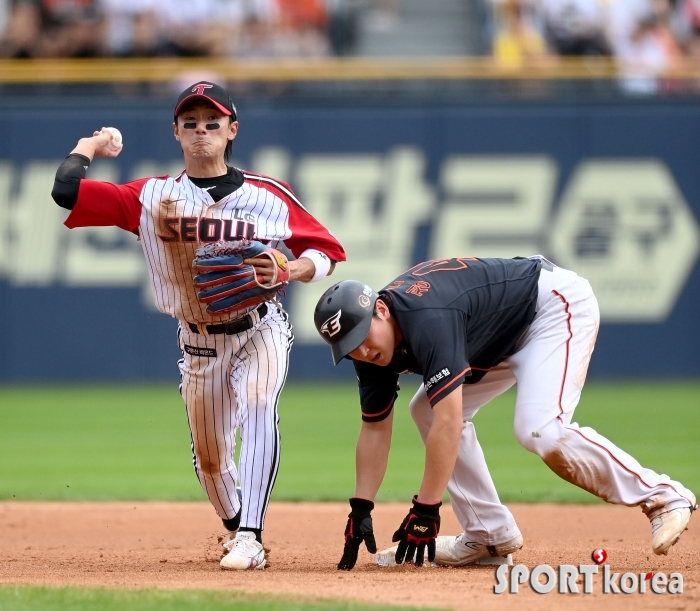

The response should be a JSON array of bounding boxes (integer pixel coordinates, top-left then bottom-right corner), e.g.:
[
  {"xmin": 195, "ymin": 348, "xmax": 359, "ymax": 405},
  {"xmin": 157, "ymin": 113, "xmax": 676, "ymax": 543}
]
[{"xmin": 408, "ymin": 258, "xmax": 477, "ymax": 276}]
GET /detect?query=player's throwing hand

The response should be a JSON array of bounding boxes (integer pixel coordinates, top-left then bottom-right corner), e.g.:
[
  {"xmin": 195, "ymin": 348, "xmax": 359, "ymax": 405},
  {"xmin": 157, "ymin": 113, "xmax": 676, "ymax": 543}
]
[
  {"xmin": 85, "ymin": 127, "xmax": 123, "ymax": 158},
  {"xmin": 338, "ymin": 498, "xmax": 377, "ymax": 570},
  {"xmin": 393, "ymin": 497, "xmax": 441, "ymax": 566}
]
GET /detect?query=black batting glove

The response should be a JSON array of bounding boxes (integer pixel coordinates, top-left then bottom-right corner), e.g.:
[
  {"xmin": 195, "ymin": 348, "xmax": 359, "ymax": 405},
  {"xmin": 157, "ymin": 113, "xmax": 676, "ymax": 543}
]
[
  {"xmin": 337, "ymin": 497, "xmax": 377, "ymax": 570},
  {"xmin": 392, "ymin": 496, "xmax": 441, "ymax": 566}
]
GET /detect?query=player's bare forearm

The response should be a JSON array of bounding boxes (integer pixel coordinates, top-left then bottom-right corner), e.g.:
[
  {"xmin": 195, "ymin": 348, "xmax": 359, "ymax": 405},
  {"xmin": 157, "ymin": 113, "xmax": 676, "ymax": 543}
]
[
  {"xmin": 289, "ymin": 256, "xmax": 316, "ymax": 282},
  {"xmin": 354, "ymin": 412, "xmax": 393, "ymax": 501},
  {"xmin": 416, "ymin": 387, "xmax": 463, "ymax": 505},
  {"xmin": 289, "ymin": 257, "xmax": 336, "ymax": 282},
  {"xmin": 70, "ymin": 129, "xmax": 121, "ymax": 160}
]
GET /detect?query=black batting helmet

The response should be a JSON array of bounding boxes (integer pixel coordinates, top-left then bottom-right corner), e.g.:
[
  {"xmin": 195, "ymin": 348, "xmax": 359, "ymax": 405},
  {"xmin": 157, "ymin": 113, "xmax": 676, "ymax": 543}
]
[{"xmin": 314, "ymin": 280, "xmax": 379, "ymax": 365}]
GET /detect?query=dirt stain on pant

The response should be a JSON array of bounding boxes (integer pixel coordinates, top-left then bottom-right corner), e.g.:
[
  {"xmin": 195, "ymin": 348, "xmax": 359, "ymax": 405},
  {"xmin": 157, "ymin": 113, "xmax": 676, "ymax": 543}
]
[{"xmin": 542, "ymin": 442, "xmax": 614, "ymax": 503}]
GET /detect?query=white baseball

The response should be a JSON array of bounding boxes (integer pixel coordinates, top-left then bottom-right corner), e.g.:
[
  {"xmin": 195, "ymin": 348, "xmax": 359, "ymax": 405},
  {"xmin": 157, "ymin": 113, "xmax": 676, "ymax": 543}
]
[{"xmin": 104, "ymin": 127, "xmax": 123, "ymax": 151}]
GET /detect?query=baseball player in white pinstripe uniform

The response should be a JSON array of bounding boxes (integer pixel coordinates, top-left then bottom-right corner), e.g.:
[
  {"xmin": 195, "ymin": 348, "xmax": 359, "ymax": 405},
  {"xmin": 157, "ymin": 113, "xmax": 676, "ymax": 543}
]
[{"xmin": 51, "ymin": 81, "xmax": 346, "ymax": 570}]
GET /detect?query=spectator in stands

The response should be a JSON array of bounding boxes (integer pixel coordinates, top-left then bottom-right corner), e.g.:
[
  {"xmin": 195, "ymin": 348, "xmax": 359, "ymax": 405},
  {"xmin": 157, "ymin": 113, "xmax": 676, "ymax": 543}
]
[
  {"xmin": 493, "ymin": 0, "xmax": 551, "ymax": 69},
  {"xmin": 605, "ymin": 0, "xmax": 652, "ymax": 56},
  {"xmin": 236, "ymin": 0, "xmax": 330, "ymax": 57},
  {"xmin": 98, "ymin": 0, "xmax": 160, "ymax": 57},
  {"xmin": 540, "ymin": 0, "xmax": 609, "ymax": 55},
  {"xmin": 0, "ymin": 0, "xmax": 35, "ymax": 57},
  {"xmin": 0, "ymin": 0, "xmax": 102, "ymax": 58},
  {"xmin": 616, "ymin": 8, "xmax": 683, "ymax": 93},
  {"xmin": 0, "ymin": 0, "xmax": 9, "ymax": 40},
  {"xmin": 153, "ymin": 0, "xmax": 221, "ymax": 56},
  {"xmin": 325, "ymin": 0, "xmax": 359, "ymax": 56},
  {"xmin": 677, "ymin": 0, "xmax": 700, "ymax": 36},
  {"xmin": 276, "ymin": 0, "xmax": 329, "ymax": 56}
]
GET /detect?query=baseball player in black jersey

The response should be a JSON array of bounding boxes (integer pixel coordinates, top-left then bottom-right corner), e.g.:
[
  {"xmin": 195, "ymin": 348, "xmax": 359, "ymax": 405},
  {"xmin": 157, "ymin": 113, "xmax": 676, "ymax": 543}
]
[{"xmin": 314, "ymin": 256, "xmax": 696, "ymax": 570}]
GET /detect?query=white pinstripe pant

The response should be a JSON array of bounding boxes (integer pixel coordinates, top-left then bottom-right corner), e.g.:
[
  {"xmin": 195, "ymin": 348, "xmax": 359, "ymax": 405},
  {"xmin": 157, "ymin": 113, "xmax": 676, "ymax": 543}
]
[
  {"xmin": 410, "ymin": 265, "xmax": 694, "ymax": 545},
  {"xmin": 177, "ymin": 303, "xmax": 293, "ymax": 530}
]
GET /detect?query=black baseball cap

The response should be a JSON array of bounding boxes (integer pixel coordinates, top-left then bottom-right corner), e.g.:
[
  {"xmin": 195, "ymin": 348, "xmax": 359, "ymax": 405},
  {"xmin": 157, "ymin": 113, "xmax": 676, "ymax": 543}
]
[
  {"xmin": 174, "ymin": 81, "xmax": 237, "ymax": 121},
  {"xmin": 314, "ymin": 280, "xmax": 379, "ymax": 365}
]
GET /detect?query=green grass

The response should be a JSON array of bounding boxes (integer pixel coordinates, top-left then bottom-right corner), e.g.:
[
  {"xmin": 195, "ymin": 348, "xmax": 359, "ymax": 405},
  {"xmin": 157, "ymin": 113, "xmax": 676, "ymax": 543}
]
[
  {"xmin": 0, "ymin": 585, "xmax": 436, "ymax": 611},
  {"xmin": 0, "ymin": 381, "xmax": 698, "ymax": 503}
]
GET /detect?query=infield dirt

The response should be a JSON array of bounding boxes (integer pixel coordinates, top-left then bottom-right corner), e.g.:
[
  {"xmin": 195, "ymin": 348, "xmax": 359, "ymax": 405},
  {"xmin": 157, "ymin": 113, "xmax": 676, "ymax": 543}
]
[{"xmin": 1, "ymin": 501, "xmax": 698, "ymax": 611}]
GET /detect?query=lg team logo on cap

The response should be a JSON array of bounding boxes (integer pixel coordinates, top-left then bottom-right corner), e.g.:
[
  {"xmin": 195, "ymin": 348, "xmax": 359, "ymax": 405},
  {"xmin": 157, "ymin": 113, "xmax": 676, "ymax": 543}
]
[
  {"xmin": 321, "ymin": 310, "xmax": 342, "ymax": 337},
  {"xmin": 191, "ymin": 83, "xmax": 213, "ymax": 95}
]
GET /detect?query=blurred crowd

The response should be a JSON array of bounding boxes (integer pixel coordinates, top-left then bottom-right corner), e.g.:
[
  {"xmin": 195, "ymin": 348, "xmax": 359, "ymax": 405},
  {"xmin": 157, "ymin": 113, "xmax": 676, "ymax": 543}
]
[
  {"xmin": 490, "ymin": 0, "xmax": 700, "ymax": 81},
  {"xmin": 0, "ymin": 0, "xmax": 360, "ymax": 58},
  {"xmin": 0, "ymin": 0, "xmax": 698, "ymax": 88}
]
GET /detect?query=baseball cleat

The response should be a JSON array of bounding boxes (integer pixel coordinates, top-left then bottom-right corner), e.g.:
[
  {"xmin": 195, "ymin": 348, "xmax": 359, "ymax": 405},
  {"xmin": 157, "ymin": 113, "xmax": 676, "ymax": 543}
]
[
  {"xmin": 433, "ymin": 532, "xmax": 523, "ymax": 567},
  {"xmin": 219, "ymin": 531, "xmax": 237, "ymax": 554},
  {"xmin": 375, "ymin": 548, "xmax": 513, "ymax": 568},
  {"xmin": 218, "ymin": 488, "xmax": 244, "ymax": 555},
  {"xmin": 374, "ymin": 551, "xmax": 441, "ymax": 568},
  {"xmin": 375, "ymin": 532, "xmax": 522, "ymax": 568},
  {"xmin": 220, "ymin": 531, "xmax": 266, "ymax": 570},
  {"xmin": 651, "ymin": 493, "xmax": 697, "ymax": 555}
]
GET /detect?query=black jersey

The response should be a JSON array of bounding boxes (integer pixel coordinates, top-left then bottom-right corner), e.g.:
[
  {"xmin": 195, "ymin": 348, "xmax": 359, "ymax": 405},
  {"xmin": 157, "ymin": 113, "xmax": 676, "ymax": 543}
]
[{"xmin": 354, "ymin": 257, "xmax": 542, "ymax": 422}]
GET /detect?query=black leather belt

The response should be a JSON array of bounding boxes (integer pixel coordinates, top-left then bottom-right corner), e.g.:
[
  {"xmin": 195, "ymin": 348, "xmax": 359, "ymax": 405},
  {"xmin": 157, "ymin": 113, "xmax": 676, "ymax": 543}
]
[{"xmin": 187, "ymin": 303, "xmax": 268, "ymax": 335}]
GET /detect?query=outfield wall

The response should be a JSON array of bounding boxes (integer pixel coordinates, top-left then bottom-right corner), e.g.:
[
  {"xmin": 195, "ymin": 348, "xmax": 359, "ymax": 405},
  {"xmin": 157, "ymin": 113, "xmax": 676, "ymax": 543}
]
[{"xmin": 1, "ymin": 95, "xmax": 699, "ymax": 381}]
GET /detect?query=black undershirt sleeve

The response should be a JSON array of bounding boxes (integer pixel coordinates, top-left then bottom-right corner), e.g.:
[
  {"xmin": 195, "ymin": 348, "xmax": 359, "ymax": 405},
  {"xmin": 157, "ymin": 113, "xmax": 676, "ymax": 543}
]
[{"xmin": 51, "ymin": 153, "xmax": 91, "ymax": 210}]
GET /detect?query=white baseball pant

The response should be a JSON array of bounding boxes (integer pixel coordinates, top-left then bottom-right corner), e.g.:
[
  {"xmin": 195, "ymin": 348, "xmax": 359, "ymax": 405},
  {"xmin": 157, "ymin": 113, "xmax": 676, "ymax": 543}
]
[
  {"xmin": 177, "ymin": 303, "xmax": 293, "ymax": 530},
  {"xmin": 409, "ymin": 264, "xmax": 694, "ymax": 545}
]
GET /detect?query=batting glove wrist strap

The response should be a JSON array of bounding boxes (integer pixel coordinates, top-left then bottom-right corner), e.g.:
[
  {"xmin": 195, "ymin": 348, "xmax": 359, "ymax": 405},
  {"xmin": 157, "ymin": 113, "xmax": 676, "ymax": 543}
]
[
  {"xmin": 348, "ymin": 497, "xmax": 374, "ymax": 517},
  {"xmin": 410, "ymin": 496, "xmax": 441, "ymax": 519},
  {"xmin": 392, "ymin": 496, "xmax": 442, "ymax": 566},
  {"xmin": 337, "ymin": 497, "xmax": 377, "ymax": 571}
]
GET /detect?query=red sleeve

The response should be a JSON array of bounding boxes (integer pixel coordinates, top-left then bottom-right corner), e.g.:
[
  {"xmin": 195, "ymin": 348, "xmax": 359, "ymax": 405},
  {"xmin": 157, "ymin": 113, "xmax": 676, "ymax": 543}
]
[
  {"xmin": 64, "ymin": 177, "xmax": 151, "ymax": 233},
  {"xmin": 243, "ymin": 172, "xmax": 346, "ymax": 261},
  {"xmin": 285, "ymin": 201, "xmax": 346, "ymax": 261}
]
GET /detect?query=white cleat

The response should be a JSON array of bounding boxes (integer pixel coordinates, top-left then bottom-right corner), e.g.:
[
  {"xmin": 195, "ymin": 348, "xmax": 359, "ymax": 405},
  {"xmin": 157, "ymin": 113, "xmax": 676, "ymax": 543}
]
[
  {"xmin": 219, "ymin": 531, "xmax": 236, "ymax": 554},
  {"xmin": 375, "ymin": 532, "xmax": 522, "ymax": 568},
  {"xmin": 218, "ymin": 487, "xmax": 244, "ymax": 556},
  {"xmin": 220, "ymin": 531, "xmax": 266, "ymax": 570},
  {"xmin": 433, "ymin": 532, "xmax": 523, "ymax": 567},
  {"xmin": 651, "ymin": 493, "xmax": 696, "ymax": 556}
]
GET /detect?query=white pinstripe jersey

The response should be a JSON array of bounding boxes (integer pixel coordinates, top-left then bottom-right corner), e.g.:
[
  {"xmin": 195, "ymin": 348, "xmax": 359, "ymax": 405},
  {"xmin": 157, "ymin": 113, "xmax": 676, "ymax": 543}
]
[{"xmin": 65, "ymin": 169, "xmax": 346, "ymax": 324}]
